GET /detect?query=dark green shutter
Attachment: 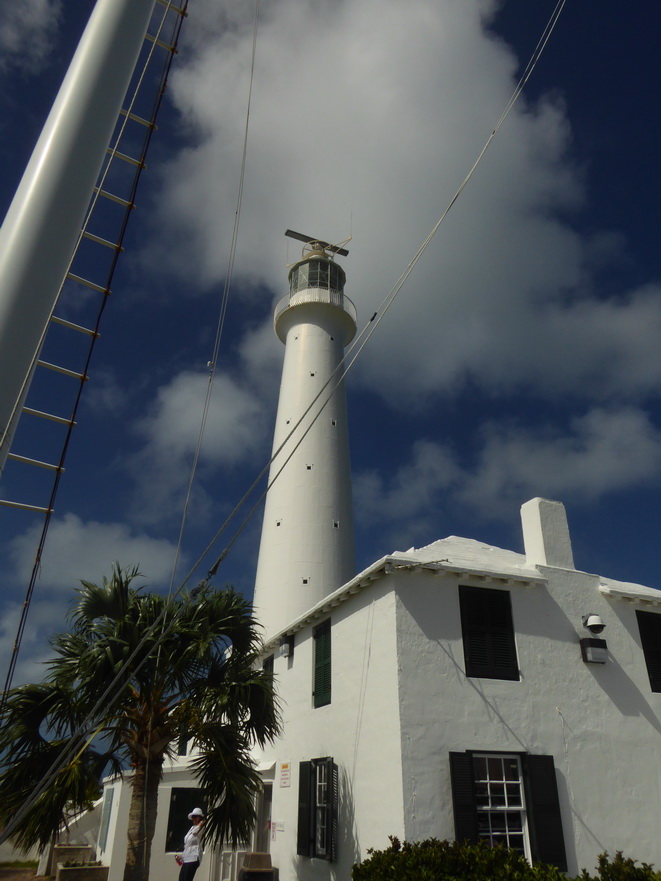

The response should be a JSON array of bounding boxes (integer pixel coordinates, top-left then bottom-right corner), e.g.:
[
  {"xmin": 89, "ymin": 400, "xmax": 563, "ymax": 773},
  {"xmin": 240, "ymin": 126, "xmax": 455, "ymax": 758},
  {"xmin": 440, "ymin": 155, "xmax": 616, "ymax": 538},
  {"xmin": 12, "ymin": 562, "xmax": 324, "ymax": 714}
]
[
  {"xmin": 524, "ymin": 755, "xmax": 567, "ymax": 871},
  {"xmin": 449, "ymin": 752, "xmax": 479, "ymax": 843},
  {"xmin": 636, "ymin": 610, "xmax": 661, "ymax": 692},
  {"xmin": 297, "ymin": 761, "xmax": 312, "ymax": 856},
  {"xmin": 459, "ymin": 586, "xmax": 519, "ymax": 680},
  {"xmin": 314, "ymin": 620, "xmax": 331, "ymax": 707},
  {"xmin": 329, "ymin": 760, "xmax": 339, "ymax": 863}
]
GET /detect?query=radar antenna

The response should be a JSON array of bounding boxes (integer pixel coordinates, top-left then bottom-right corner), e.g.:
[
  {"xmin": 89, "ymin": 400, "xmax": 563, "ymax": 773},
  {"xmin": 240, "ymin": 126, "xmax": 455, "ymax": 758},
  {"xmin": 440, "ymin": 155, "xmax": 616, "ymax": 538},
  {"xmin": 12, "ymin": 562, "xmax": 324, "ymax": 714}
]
[{"xmin": 285, "ymin": 228, "xmax": 350, "ymax": 258}]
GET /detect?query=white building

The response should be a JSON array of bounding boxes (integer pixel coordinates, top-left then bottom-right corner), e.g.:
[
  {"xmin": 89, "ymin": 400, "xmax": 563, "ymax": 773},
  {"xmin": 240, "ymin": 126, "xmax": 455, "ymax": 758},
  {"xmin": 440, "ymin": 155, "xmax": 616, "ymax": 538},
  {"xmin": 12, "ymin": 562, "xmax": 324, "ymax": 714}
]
[
  {"xmin": 91, "ymin": 240, "xmax": 661, "ymax": 881},
  {"xmin": 251, "ymin": 496, "xmax": 661, "ymax": 879}
]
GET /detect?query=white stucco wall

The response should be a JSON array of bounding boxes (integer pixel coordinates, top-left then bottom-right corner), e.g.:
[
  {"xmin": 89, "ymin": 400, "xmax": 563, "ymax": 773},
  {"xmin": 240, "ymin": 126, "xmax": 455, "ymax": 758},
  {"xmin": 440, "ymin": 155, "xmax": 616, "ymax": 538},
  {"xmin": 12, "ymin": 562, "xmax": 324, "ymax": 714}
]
[
  {"xmin": 254, "ymin": 580, "xmax": 405, "ymax": 881},
  {"xmin": 391, "ymin": 557, "xmax": 661, "ymax": 876}
]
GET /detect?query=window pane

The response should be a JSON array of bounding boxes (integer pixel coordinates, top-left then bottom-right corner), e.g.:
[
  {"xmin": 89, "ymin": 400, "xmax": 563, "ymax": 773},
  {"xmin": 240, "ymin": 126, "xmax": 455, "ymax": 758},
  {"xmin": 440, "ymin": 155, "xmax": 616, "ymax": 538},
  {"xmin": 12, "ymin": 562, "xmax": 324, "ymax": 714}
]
[
  {"xmin": 473, "ymin": 756, "xmax": 487, "ymax": 778},
  {"xmin": 475, "ymin": 783, "xmax": 489, "ymax": 806},
  {"xmin": 487, "ymin": 757, "xmax": 502, "ymax": 780},
  {"xmin": 490, "ymin": 783, "xmax": 505, "ymax": 806}
]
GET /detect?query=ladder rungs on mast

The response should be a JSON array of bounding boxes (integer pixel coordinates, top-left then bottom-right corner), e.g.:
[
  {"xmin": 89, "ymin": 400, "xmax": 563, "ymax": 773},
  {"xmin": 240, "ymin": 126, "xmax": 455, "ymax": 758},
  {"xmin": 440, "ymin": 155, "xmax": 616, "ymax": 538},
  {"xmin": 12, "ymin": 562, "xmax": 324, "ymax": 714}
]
[
  {"xmin": 93, "ymin": 187, "xmax": 135, "ymax": 209},
  {"xmin": 37, "ymin": 360, "xmax": 88, "ymax": 381},
  {"xmin": 119, "ymin": 108, "xmax": 157, "ymax": 129},
  {"xmin": 66, "ymin": 272, "xmax": 108, "ymax": 294},
  {"xmin": 107, "ymin": 148, "xmax": 145, "ymax": 168},
  {"xmin": 82, "ymin": 230, "xmax": 123, "ymax": 251},
  {"xmin": 22, "ymin": 407, "xmax": 76, "ymax": 426},
  {"xmin": 51, "ymin": 315, "xmax": 99, "ymax": 337},
  {"xmin": 7, "ymin": 453, "xmax": 64, "ymax": 472},
  {"xmin": 145, "ymin": 33, "xmax": 178, "ymax": 53},
  {"xmin": 0, "ymin": 499, "xmax": 54, "ymax": 514},
  {"xmin": 156, "ymin": 0, "xmax": 187, "ymax": 15}
]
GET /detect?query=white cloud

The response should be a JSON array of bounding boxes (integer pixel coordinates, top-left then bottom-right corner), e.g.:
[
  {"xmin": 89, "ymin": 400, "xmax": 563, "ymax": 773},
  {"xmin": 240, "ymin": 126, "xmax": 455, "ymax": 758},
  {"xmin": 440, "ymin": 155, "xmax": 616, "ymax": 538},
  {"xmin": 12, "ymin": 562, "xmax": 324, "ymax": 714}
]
[
  {"xmin": 134, "ymin": 370, "xmax": 266, "ymax": 464},
  {"xmin": 0, "ymin": 0, "xmax": 62, "ymax": 74},
  {"xmin": 138, "ymin": 0, "xmax": 661, "ymax": 411},
  {"xmin": 9, "ymin": 513, "xmax": 182, "ymax": 589},
  {"xmin": 128, "ymin": 369, "xmax": 271, "ymax": 524},
  {"xmin": 355, "ymin": 439, "xmax": 459, "ymax": 522},
  {"xmin": 461, "ymin": 407, "xmax": 661, "ymax": 512},
  {"xmin": 354, "ymin": 407, "xmax": 661, "ymax": 526}
]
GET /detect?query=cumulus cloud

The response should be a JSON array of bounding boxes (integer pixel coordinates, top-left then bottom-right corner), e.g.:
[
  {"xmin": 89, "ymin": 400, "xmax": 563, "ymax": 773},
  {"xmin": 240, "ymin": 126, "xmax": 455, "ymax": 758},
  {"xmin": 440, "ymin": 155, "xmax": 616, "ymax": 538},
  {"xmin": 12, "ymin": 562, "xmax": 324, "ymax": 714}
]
[
  {"xmin": 354, "ymin": 407, "xmax": 661, "ymax": 526},
  {"xmin": 128, "ymin": 369, "xmax": 271, "ymax": 524},
  {"xmin": 0, "ymin": 0, "xmax": 62, "ymax": 75},
  {"xmin": 134, "ymin": 0, "xmax": 661, "ymax": 415},
  {"xmin": 461, "ymin": 407, "xmax": 661, "ymax": 511},
  {"xmin": 9, "ymin": 512, "xmax": 182, "ymax": 589},
  {"xmin": 355, "ymin": 439, "xmax": 459, "ymax": 522}
]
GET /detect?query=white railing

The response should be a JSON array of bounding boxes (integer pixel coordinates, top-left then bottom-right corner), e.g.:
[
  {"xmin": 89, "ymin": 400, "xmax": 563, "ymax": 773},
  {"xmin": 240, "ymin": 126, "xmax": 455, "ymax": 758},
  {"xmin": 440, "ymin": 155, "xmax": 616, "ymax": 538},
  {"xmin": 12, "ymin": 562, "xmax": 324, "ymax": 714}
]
[{"xmin": 274, "ymin": 288, "xmax": 357, "ymax": 326}]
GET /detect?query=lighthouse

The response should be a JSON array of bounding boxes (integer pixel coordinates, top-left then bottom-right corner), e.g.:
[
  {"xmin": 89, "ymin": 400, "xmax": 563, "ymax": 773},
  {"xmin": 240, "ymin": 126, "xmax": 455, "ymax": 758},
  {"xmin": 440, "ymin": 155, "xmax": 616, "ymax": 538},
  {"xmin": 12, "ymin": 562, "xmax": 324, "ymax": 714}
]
[{"xmin": 252, "ymin": 231, "xmax": 357, "ymax": 639}]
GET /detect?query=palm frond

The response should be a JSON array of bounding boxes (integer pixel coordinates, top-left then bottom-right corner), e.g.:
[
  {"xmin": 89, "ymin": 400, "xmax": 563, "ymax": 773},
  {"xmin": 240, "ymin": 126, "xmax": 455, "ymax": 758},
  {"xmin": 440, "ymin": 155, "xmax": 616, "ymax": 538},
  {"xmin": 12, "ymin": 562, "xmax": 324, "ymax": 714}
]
[{"xmin": 188, "ymin": 725, "xmax": 262, "ymax": 849}]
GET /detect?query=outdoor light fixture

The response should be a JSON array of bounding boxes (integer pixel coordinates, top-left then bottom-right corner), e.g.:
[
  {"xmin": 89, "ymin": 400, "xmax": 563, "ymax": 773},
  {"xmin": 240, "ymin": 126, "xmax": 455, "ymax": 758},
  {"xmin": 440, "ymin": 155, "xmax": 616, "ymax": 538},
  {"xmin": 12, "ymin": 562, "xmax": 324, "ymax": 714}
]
[
  {"xmin": 580, "ymin": 614, "xmax": 607, "ymax": 663},
  {"xmin": 582, "ymin": 614, "xmax": 606, "ymax": 634},
  {"xmin": 279, "ymin": 634, "xmax": 294, "ymax": 659}
]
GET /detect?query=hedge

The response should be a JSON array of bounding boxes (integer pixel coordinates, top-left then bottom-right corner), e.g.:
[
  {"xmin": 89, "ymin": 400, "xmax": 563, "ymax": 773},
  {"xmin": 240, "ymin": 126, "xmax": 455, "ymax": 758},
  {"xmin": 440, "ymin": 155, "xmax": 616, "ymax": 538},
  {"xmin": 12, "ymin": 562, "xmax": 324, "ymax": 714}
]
[{"xmin": 351, "ymin": 838, "xmax": 661, "ymax": 881}]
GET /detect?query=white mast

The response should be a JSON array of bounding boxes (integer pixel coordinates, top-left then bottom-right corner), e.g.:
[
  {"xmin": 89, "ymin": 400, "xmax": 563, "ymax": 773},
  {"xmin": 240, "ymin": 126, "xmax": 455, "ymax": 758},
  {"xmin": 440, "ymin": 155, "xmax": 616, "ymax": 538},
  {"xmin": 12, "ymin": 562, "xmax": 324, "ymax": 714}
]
[
  {"xmin": 253, "ymin": 232, "xmax": 357, "ymax": 639},
  {"xmin": 0, "ymin": 0, "xmax": 157, "ymax": 472}
]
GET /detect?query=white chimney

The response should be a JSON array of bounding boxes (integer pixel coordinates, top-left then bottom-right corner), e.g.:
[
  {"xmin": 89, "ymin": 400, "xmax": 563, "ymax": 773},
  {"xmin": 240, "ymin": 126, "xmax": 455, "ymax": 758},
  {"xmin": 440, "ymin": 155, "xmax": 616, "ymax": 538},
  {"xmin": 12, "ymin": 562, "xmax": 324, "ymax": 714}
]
[{"xmin": 521, "ymin": 497, "xmax": 575, "ymax": 569}]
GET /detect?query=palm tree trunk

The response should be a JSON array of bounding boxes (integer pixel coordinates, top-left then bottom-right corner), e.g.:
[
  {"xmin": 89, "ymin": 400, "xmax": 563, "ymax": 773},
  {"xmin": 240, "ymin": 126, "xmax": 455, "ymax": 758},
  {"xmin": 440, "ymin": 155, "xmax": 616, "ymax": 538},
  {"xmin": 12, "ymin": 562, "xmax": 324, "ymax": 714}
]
[{"xmin": 122, "ymin": 756, "xmax": 163, "ymax": 881}]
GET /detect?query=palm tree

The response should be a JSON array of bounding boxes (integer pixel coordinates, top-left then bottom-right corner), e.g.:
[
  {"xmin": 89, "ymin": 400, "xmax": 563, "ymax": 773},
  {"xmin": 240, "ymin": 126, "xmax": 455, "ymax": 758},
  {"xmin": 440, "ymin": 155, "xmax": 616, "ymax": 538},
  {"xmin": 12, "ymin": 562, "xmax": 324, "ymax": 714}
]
[{"xmin": 0, "ymin": 565, "xmax": 280, "ymax": 881}]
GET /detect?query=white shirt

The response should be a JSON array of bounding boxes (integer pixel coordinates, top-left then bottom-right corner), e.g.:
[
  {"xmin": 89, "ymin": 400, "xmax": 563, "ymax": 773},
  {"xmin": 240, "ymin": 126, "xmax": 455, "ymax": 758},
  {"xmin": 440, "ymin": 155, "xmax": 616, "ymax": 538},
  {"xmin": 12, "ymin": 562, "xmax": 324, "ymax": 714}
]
[{"xmin": 182, "ymin": 823, "xmax": 203, "ymax": 863}]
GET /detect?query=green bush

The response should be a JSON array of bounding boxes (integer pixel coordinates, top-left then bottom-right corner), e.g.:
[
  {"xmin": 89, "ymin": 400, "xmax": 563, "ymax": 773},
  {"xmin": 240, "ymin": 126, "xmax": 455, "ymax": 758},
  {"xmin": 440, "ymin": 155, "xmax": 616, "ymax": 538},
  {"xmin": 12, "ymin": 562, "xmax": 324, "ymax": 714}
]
[
  {"xmin": 351, "ymin": 839, "xmax": 661, "ymax": 881},
  {"xmin": 351, "ymin": 837, "xmax": 566, "ymax": 881},
  {"xmin": 581, "ymin": 852, "xmax": 661, "ymax": 881}
]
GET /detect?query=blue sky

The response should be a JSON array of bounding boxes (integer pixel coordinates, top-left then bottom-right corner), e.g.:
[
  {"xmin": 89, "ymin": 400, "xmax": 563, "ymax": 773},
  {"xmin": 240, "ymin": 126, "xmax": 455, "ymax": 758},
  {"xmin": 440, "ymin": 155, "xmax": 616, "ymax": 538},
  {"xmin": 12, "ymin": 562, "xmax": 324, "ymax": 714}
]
[{"xmin": 1, "ymin": 0, "xmax": 660, "ymax": 684}]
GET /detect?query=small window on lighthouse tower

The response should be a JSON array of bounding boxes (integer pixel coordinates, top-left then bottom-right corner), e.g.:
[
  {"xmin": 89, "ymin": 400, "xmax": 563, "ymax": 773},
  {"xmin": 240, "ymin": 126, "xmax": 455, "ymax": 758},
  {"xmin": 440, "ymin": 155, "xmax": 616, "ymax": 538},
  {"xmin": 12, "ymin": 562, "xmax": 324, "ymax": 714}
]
[
  {"xmin": 306, "ymin": 464, "xmax": 313, "ymax": 470},
  {"xmin": 333, "ymin": 521, "xmax": 339, "ymax": 528},
  {"xmin": 331, "ymin": 419, "xmax": 337, "ymax": 426}
]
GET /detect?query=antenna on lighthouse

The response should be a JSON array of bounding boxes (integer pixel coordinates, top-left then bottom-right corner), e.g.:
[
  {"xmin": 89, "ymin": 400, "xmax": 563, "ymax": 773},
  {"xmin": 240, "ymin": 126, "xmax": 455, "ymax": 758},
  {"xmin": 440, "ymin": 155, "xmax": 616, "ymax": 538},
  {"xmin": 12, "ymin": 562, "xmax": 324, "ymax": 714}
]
[{"xmin": 285, "ymin": 228, "xmax": 350, "ymax": 258}]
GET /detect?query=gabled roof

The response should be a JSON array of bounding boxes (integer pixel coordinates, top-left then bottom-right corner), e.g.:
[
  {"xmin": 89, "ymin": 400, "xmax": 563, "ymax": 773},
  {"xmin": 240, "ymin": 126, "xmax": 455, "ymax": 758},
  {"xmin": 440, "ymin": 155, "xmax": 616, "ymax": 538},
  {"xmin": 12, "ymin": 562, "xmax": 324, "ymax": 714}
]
[{"xmin": 261, "ymin": 535, "xmax": 545, "ymax": 652}]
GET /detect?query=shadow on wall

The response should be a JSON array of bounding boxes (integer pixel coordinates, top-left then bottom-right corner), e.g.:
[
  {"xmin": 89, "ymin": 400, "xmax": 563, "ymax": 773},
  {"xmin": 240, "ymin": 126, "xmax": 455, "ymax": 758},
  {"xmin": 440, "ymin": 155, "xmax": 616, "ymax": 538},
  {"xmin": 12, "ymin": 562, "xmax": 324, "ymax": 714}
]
[
  {"xmin": 554, "ymin": 766, "xmax": 588, "ymax": 874},
  {"xmin": 583, "ymin": 599, "xmax": 661, "ymax": 734},
  {"xmin": 339, "ymin": 768, "xmax": 361, "ymax": 871}
]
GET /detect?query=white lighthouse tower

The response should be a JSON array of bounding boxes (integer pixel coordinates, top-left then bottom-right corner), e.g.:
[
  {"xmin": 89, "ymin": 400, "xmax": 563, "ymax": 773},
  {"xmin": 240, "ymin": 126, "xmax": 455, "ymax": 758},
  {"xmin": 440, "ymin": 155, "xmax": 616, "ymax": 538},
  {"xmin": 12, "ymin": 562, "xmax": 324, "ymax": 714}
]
[{"xmin": 253, "ymin": 231, "xmax": 357, "ymax": 639}]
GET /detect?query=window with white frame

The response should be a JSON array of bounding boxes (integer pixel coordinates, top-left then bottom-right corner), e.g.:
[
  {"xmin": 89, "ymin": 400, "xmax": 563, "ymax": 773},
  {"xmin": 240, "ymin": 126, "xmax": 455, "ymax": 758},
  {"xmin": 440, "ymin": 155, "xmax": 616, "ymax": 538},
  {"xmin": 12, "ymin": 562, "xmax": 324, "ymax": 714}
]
[
  {"xmin": 449, "ymin": 751, "xmax": 566, "ymax": 870},
  {"xmin": 473, "ymin": 754, "xmax": 528, "ymax": 858}
]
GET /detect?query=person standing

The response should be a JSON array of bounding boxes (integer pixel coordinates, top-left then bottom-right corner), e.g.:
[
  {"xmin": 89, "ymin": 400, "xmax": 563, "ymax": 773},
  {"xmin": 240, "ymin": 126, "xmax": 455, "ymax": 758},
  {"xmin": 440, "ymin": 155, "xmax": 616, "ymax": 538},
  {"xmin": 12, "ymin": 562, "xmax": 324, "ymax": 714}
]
[{"xmin": 177, "ymin": 807, "xmax": 205, "ymax": 881}]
